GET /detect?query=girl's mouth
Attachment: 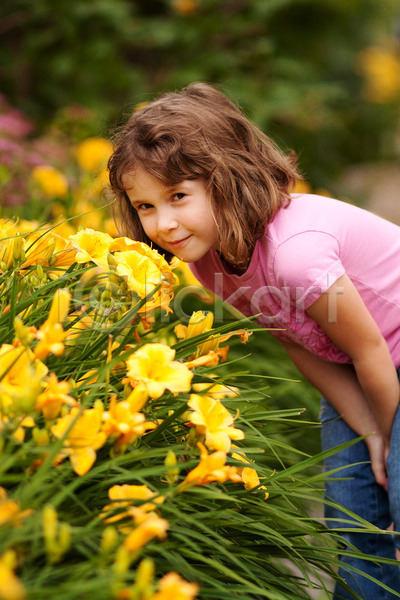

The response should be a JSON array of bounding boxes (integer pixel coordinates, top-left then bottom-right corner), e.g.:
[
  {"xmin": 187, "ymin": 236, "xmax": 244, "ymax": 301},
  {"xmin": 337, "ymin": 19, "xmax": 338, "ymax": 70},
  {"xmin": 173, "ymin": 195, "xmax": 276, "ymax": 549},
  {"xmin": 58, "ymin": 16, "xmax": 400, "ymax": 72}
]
[{"xmin": 168, "ymin": 235, "xmax": 192, "ymax": 248}]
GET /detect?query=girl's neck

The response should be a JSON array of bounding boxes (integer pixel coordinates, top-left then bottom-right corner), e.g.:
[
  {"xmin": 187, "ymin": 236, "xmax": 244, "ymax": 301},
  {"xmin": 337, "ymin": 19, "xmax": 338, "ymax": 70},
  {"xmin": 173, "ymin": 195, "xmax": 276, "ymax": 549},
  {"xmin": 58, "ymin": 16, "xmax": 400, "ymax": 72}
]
[{"xmin": 218, "ymin": 253, "xmax": 248, "ymax": 275}]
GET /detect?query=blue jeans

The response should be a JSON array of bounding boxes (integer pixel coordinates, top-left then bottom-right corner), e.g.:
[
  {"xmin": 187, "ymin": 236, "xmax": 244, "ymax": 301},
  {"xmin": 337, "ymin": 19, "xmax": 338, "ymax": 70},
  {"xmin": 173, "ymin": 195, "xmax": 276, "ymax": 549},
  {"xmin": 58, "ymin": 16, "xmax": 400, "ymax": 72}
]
[{"xmin": 321, "ymin": 375, "xmax": 400, "ymax": 599}]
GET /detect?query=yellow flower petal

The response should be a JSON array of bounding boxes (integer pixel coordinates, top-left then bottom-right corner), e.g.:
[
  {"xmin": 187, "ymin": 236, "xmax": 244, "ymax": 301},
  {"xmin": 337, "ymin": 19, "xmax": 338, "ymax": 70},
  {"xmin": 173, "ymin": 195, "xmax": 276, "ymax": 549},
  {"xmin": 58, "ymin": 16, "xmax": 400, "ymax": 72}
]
[
  {"xmin": 69, "ymin": 229, "xmax": 113, "ymax": 267},
  {"xmin": 126, "ymin": 344, "xmax": 192, "ymax": 399}
]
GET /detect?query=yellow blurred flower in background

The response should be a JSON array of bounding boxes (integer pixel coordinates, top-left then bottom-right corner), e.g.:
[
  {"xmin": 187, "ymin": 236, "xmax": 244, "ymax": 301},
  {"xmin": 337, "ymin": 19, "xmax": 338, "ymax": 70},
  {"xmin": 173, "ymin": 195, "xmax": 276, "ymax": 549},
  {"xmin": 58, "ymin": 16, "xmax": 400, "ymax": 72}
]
[
  {"xmin": 123, "ymin": 512, "xmax": 169, "ymax": 553},
  {"xmin": 171, "ymin": 0, "xmax": 198, "ymax": 16},
  {"xmin": 357, "ymin": 45, "xmax": 400, "ymax": 103},
  {"xmin": 0, "ymin": 487, "xmax": 34, "ymax": 527},
  {"xmin": 31, "ymin": 165, "xmax": 69, "ymax": 198},
  {"xmin": 152, "ymin": 572, "xmax": 199, "ymax": 600},
  {"xmin": 35, "ymin": 374, "xmax": 77, "ymax": 420},
  {"xmin": 75, "ymin": 137, "xmax": 113, "ymax": 173},
  {"xmin": 0, "ymin": 550, "xmax": 26, "ymax": 600}
]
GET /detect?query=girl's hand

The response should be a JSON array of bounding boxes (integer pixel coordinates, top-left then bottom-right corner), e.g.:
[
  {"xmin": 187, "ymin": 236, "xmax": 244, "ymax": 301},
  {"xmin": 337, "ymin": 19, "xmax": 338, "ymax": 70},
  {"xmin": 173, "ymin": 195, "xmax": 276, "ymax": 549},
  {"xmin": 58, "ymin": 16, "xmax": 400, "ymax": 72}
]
[{"xmin": 365, "ymin": 433, "xmax": 389, "ymax": 490}]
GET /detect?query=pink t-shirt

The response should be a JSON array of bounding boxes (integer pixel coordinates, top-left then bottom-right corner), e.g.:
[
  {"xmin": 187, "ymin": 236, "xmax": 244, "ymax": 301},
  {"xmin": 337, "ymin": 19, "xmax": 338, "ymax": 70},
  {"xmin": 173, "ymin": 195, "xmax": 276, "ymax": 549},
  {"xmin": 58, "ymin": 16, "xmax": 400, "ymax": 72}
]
[{"xmin": 189, "ymin": 194, "xmax": 400, "ymax": 366}]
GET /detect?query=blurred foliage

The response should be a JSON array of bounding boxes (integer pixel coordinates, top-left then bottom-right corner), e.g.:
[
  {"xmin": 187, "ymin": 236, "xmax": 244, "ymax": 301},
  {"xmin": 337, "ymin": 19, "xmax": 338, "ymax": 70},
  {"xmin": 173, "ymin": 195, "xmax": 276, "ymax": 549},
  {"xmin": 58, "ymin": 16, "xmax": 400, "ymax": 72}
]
[{"xmin": 1, "ymin": 0, "xmax": 400, "ymax": 189}]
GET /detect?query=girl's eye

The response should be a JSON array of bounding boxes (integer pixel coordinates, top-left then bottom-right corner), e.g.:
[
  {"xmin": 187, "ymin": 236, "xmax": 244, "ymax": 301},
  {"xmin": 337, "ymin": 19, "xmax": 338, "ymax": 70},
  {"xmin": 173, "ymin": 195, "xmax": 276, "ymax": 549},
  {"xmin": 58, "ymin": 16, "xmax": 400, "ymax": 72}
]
[
  {"xmin": 172, "ymin": 193, "xmax": 185, "ymax": 201},
  {"xmin": 136, "ymin": 203, "xmax": 153, "ymax": 211}
]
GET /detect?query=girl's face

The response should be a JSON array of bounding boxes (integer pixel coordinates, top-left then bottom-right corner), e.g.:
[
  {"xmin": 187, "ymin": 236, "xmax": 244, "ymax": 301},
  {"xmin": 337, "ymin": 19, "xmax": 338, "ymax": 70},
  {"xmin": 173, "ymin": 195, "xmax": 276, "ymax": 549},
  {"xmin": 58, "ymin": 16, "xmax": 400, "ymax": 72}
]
[{"xmin": 124, "ymin": 168, "xmax": 219, "ymax": 263}]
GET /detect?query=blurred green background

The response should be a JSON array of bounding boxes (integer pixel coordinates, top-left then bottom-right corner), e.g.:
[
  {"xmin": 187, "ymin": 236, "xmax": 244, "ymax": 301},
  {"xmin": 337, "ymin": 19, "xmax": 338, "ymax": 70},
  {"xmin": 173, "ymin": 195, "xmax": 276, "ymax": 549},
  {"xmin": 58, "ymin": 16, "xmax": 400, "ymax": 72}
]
[{"xmin": 2, "ymin": 0, "xmax": 400, "ymax": 193}]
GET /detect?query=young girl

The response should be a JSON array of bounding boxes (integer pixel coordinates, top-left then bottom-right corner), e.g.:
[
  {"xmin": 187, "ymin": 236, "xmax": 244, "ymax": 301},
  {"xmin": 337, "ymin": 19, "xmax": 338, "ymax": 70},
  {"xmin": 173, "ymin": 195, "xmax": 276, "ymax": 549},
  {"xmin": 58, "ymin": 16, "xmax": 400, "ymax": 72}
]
[{"xmin": 108, "ymin": 82, "xmax": 400, "ymax": 599}]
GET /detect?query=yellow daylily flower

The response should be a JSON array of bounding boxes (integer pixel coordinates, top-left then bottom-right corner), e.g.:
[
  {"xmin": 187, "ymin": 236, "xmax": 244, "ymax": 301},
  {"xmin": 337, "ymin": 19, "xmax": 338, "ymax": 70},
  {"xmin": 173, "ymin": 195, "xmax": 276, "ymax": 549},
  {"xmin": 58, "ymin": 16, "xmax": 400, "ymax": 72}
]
[
  {"xmin": 110, "ymin": 237, "xmax": 171, "ymax": 272},
  {"xmin": 51, "ymin": 407, "xmax": 107, "ymax": 476},
  {"xmin": 125, "ymin": 344, "xmax": 193, "ymax": 399},
  {"xmin": 0, "ymin": 219, "xmax": 18, "ymax": 239},
  {"xmin": 111, "ymin": 240, "xmax": 177, "ymax": 314},
  {"xmin": 184, "ymin": 349, "xmax": 226, "ymax": 369},
  {"xmin": 102, "ymin": 396, "xmax": 156, "ymax": 447},
  {"xmin": 231, "ymin": 449, "xmax": 269, "ymax": 499},
  {"xmin": 69, "ymin": 228, "xmax": 114, "ymax": 268},
  {"xmin": 152, "ymin": 572, "xmax": 199, "ymax": 600},
  {"xmin": 180, "ymin": 443, "xmax": 242, "ymax": 490},
  {"xmin": 187, "ymin": 394, "xmax": 244, "ymax": 452},
  {"xmin": 50, "ymin": 234, "xmax": 77, "ymax": 268},
  {"xmin": 125, "ymin": 383, "xmax": 148, "ymax": 412},
  {"xmin": 176, "ymin": 311, "xmax": 251, "ymax": 358},
  {"xmin": 102, "ymin": 484, "xmax": 164, "ymax": 525},
  {"xmin": 69, "ymin": 228, "xmax": 113, "ymax": 268},
  {"xmin": 31, "ymin": 164, "xmax": 69, "ymax": 198},
  {"xmin": 21, "ymin": 230, "xmax": 57, "ymax": 269},
  {"xmin": 0, "ymin": 550, "xmax": 26, "ymax": 600},
  {"xmin": 114, "ymin": 250, "xmax": 163, "ymax": 296},
  {"xmin": 0, "ymin": 487, "xmax": 34, "ymax": 527},
  {"xmin": 34, "ymin": 289, "xmax": 71, "ymax": 360},
  {"xmin": 123, "ymin": 512, "xmax": 169, "ymax": 554},
  {"xmin": 0, "ymin": 345, "xmax": 48, "ymax": 414},
  {"xmin": 34, "ymin": 322, "xmax": 67, "ymax": 359},
  {"xmin": 192, "ymin": 382, "xmax": 238, "ymax": 398},
  {"xmin": 174, "ymin": 311, "xmax": 213, "ymax": 341},
  {"xmin": 35, "ymin": 374, "xmax": 77, "ymax": 420},
  {"xmin": 0, "ymin": 235, "xmax": 25, "ymax": 271},
  {"xmin": 75, "ymin": 137, "xmax": 113, "ymax": 173}
]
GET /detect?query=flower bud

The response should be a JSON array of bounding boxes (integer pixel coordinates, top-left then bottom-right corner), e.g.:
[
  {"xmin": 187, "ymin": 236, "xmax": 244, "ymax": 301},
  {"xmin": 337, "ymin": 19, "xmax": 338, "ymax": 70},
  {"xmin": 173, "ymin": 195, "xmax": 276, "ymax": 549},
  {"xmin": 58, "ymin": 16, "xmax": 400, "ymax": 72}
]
[
  {"xmin": 48, "ymin": 289, "xmax": 71, "ymax": 325},
  {"xmin": 13, "ymin": 317, "xmax": 34, "ymax": 346},
  {"xmin": 186, "ymin": 311, "xmax": 214, "ymax": 339},
  {"xmin": 197, "ymin": 333, "xmax": 219, "ymax": 357},
  {"xmin": 164, "ymin": 450, "xmax": 180, "ymax": 485},
  {"xmin": 43, "ymin": 505, "xmax": 57, "ymax": 544},
  {"xmin": 33, "ymin": 428, "xmax": 50, "ymax": 446},
  {"xmin": 107, "ymin": 253, "xmax": 118, "ymax": 269},
  {"xmin": 12, "ymin": 235, "xmax": 25, "ymax": 263},
  {"xmin": 133, "ymin": 558, "xmax": 155, "ymax": 599},
  {"xmin": 113, "ymin": 546, "xmax": 132, "ymax": 575},
  {"xmin": 101, "ymin": 526, "xmax": 119, "ymax": 552}
]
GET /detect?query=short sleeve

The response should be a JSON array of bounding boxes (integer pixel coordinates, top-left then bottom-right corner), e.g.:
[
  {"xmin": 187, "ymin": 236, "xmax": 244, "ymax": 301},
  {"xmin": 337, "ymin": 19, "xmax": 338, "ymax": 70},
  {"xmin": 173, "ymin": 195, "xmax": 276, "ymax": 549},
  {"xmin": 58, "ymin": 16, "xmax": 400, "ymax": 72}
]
[{"xmin": 272, "ymin": 231, "xmax": 345, "ymax": 309}]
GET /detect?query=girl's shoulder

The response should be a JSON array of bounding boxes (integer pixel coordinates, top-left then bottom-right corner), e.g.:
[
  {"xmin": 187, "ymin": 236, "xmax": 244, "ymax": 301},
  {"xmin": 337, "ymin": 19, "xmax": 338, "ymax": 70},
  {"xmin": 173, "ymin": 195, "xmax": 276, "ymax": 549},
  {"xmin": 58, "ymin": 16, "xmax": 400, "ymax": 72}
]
[{"xmin": 269, "ymin": 193, "xmax": 399, "ymax": 243}]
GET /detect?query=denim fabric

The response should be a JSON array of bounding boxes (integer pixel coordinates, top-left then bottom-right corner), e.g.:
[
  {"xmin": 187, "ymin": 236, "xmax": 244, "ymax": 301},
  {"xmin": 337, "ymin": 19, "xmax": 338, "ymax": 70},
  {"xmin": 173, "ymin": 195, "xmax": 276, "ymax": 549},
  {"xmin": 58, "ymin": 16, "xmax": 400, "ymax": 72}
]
[{"xmin": 320, "ymin": 371, "xmax": 400, "ymax": 600}]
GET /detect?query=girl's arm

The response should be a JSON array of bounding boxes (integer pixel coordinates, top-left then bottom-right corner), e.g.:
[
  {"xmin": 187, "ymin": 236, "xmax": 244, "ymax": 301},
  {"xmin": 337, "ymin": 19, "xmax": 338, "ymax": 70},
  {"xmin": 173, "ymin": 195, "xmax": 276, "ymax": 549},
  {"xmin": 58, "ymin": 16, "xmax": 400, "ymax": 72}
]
[
  {"xmin": 280, "ymin": 339, "xmax": 389, "ymax": 488},
  {"xmin": 306, "ymin": 273, "xmax": 400, "ymax": 444}
]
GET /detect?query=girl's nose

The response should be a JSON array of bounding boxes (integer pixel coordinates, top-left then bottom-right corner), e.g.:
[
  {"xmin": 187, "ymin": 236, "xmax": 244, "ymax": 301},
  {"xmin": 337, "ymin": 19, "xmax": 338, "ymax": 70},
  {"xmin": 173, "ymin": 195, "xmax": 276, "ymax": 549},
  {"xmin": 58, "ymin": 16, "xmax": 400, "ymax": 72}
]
[{"xmin": 157, "ymin": 209, "xmax": 178, "ymax": 232}]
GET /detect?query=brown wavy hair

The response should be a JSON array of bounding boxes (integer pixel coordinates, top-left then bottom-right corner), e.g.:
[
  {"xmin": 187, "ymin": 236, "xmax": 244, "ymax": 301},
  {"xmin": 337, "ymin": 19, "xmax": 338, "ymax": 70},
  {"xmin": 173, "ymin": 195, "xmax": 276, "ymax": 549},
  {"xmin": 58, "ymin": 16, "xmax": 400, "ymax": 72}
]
[{"xmin": 108, "ymin": 82, "xmax": 299, "ymax": 268}]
